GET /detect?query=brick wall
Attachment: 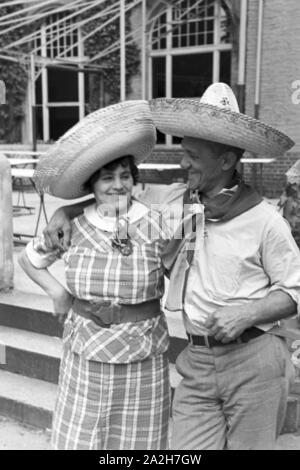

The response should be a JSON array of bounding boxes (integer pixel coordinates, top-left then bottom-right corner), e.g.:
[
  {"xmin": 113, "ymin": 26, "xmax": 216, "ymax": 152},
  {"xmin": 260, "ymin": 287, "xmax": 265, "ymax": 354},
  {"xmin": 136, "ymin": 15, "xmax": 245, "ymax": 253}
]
[
  {"xmin": 140, "ymin": 148, "xmax": 187, "ymax": 185},
  {"xmin": 145, "ymin": 148, "xmax": 300, "ymax": 199},
  {"xmin": 243, "ymin": 152, "xmax": 300, "ymax": 198},
  {"xmin": 245, "ymin": 0, "xmax": 300, "ymax": 196}
]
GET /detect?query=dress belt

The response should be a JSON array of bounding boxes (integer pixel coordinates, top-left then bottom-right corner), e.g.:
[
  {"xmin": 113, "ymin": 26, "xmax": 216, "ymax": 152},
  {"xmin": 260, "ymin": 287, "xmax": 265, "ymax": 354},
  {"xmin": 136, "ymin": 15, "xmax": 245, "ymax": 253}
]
[
  {"xmin": 187, "ymin": 326, "xmax": 265, "ymax": 348},
  {"xmin": 72, "ymin": 298, "xmax": 161, "ymax": 328}
]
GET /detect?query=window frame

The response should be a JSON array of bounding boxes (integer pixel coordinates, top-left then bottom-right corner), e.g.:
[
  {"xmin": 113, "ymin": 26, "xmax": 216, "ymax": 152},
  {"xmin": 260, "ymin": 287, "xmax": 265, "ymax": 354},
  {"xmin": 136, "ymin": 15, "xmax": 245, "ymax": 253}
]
[
  {"xmin": 34, "ymin": 14, "xmax": 85, "ymax": 143},
  {"xmin": 148, "ymin": 0, "xmax": 232, "ymax": 147}
]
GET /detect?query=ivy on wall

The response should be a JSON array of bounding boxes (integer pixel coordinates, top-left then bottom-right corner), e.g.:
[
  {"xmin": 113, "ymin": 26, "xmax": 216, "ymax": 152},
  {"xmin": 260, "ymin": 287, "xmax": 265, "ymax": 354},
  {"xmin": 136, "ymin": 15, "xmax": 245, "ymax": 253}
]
[
  {"xmin": 0, "ymin": 0, "xmax": 141, "ymax": 142},
  {"xmin": 0, "ymin": 5, "xmax": 31, "ymax": 143},
  {"xmin": 81, "ymin": 0, "xmax": 140, "ymax": 112}
]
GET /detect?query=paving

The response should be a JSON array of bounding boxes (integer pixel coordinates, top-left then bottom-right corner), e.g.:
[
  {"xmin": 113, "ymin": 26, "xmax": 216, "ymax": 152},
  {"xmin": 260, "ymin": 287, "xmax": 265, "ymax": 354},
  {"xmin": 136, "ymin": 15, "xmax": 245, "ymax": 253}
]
[
  {"xmin": 0, "ymin": 417, "xmax": 299, "ymax": 450},
  {"xmin": 0, "ymin": 188, "xmax": 299, "ymax": 450}
]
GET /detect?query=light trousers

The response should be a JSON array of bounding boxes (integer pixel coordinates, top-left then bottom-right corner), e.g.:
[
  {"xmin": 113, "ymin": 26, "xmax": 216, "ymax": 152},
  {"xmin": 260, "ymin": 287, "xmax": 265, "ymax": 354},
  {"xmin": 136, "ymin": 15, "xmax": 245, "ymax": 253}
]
[{"xmin": 172, "ymin": 334, "xmax": 295, "ymax": 450}]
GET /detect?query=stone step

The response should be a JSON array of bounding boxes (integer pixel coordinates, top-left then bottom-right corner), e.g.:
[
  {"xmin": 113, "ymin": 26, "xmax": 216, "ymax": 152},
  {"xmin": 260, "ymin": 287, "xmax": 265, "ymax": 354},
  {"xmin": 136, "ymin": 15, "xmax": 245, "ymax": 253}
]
[
  {"xmin": 0, "ymin": 289, "xmax": 187, "ymax": 338},
  {"xmin": 291, "ymin": 378, "xmax": 300, "ymax": 395},
  {"xmin": 0, "ymin": 336, "xmax": 298, "ymax": 435},
  {"xmin": 0, "ymin": 323, "xmax": 183, "ymax": 384},
  {"xmin": 281, "ymin": 396, "xmax": 300, "ymax": 434},
  {"xmin": 0, "ymin": 302, "xmax": 63, "ymax": 338},
  {"xmin": 0, "ymin": 301, "xmax": 188, "ymax": 363},
  {"xmin": 0, "ymin": 365, "xmax": 181, "ymax": 430},
  {"xmin": 0, "ymin": 325, "xmax": 61, "ymax": 384},
  {"xmin": 0, "ymin": 370, "xmax": 55, "ymax": 429}
]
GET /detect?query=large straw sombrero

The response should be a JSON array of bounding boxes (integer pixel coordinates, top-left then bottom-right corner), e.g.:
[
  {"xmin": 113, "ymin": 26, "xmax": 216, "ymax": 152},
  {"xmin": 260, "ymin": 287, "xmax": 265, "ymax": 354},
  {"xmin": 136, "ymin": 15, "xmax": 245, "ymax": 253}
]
[
  {"xmin": 286, "ymin": 160, "xmax": 300, "ymax": 185},
  {"xmin": 149, "ymin": 83, "xmax": 294, "ymax": 157},
  {"xmin": 34, "ymin": 100, "xmax": 156, "ymax": 199}
]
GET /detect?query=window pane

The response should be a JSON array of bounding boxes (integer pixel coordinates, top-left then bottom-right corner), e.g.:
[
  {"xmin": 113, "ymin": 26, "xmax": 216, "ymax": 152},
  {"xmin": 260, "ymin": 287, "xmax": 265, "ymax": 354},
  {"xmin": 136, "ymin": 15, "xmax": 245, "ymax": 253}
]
[
  {"xmin": 152, "ymin": 13, "xmax": 167, "ymax": 50},
  {"xmin": 48, "ymin": 67, "xmax": 78, "ymax": 102},
  {"xmin": 172, "ymin": 53, "xmax": 213, "ymax": 99},
  {"xmin": 49, "ymin": 107, "xmax": 79, "ymax": 141},
  {"xmin": 35, "ymin": 76, "xmax": 42, "ymax": 105},
  {"xmin": 220, "ymin": 50, "xmax": 231, "ymax": 85},
  {"xmin": 35, "ymin": 105, "xmax": 43, "ymax": 141},
  {"xmin": 152, "ymin": 57, "xmax": 166, "ymax": 144},
  {"xmin": 172, "ymin": 53, "xmax": 213, "ymax": 144}
]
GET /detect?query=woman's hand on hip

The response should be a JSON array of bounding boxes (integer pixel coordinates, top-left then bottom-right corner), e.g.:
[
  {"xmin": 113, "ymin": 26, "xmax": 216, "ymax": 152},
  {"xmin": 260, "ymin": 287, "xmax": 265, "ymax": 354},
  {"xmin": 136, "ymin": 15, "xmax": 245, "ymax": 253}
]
[{"xmin": 51, "ymin": 288, "xmax": 74, "ymax": 323}]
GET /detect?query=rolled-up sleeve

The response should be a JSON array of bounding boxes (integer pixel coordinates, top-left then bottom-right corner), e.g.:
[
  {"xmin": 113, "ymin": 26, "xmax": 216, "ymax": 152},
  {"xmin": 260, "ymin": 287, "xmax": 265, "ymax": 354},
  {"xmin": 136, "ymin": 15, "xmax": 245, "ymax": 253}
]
[
  {"xmin": 261, "ymin": 215, "xmax": 300, "ymax": 316},
  {"xmin": 25, "ymin": 235, "xmax": 61, "ymax": 269}
]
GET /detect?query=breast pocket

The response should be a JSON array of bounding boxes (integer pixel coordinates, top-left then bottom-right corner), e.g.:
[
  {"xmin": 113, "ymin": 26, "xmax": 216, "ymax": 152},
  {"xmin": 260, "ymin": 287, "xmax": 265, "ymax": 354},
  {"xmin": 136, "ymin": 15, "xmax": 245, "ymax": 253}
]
[{"xmin": 207, "ymin": 251, "xmax": 242, "ymax": 300}]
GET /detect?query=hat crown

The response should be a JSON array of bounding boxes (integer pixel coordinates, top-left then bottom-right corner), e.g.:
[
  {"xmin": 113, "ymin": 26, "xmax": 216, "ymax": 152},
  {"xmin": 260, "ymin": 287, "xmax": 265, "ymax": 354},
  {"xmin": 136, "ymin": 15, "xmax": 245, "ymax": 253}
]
[{"xmin": 200, "ymin": 82, "xmax": 240, "ymax": 112}]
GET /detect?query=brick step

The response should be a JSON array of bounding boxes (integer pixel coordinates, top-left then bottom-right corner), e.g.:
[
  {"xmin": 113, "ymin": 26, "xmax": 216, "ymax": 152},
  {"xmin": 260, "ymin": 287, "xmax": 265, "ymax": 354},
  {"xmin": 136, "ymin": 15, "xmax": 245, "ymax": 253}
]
[{"xmin": 0, "ymin": 365, "xmax": 180, "ymax": 430}]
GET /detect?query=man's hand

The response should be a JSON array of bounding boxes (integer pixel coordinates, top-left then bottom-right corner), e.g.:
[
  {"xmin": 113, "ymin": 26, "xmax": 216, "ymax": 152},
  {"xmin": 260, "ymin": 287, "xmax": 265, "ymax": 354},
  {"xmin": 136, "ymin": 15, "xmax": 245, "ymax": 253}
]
[
  {"xmin": 205, "ymin": 305, "xmax": 252, "ymax": 343},
  {"xmin": 43, "ymin": 208, "xmax": 72, "ymax": 251}
]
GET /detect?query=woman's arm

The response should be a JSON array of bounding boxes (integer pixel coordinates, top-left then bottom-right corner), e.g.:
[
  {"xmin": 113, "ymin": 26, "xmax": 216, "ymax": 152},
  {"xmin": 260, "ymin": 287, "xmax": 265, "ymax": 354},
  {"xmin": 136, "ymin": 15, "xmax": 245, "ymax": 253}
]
[
  {"xmin": 43, "ymin": 197, "xmax": 95, "ymax": 250},
  {"xmin": 18, "ymin": 250, "xmax": 73, "ymax": 321}
]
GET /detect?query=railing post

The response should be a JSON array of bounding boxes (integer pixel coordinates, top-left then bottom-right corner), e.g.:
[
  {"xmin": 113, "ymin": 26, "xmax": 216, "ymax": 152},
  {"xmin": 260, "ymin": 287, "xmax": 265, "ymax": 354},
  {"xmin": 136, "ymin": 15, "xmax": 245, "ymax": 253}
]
[{"xmin": 0, "ymin": 153, "xmax": 14, "ymax": 290}]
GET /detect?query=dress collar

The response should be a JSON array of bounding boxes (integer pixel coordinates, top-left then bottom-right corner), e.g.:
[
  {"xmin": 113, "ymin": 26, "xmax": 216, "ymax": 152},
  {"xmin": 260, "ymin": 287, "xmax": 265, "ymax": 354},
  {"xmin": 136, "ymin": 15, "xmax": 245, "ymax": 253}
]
[{"xmin": 84, "ymin": 200, "xmax": 150, "ymax": 232}]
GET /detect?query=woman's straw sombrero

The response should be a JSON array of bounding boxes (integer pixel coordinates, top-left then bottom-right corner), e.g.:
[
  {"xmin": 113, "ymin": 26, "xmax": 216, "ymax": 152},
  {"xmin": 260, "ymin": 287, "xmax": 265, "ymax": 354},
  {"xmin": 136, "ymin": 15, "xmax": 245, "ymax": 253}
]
[
  {"xmin": 286, "ymin": 160, "xmax": 300, "ymax": 185},
  {"xmin": 34, "ymin": 100, "xmax": 156, "ymax": 199},
  {"xmin": 149, "ymin": 83, "xmax": 294, "ymax": 157}
]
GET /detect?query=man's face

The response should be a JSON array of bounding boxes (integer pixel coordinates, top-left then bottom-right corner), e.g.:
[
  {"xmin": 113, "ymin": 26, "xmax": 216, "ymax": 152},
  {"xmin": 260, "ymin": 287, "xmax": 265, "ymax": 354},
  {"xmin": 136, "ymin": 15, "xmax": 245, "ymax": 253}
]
[{"xmin": 181, "ymin": 137, "xmax": 224, "ymax": 193}]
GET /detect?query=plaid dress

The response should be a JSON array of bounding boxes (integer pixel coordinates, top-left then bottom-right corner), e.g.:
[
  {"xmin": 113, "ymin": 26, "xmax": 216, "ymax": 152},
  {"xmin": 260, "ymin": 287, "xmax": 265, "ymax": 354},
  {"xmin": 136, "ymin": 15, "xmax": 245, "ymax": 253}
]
[{"xmin": 26, "ymin": 201, "xmax": 171, "ymax": 449}]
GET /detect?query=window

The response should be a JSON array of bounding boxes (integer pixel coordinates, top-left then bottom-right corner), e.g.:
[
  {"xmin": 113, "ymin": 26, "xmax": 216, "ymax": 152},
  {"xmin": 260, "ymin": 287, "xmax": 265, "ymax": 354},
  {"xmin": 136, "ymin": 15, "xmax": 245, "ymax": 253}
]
[
  {"xmin": 150, "ymin": 0, "xmax": 232, "ymax": 145},
  {"xmin": 33, "ymin": 13, "xmax": 85, "ymax": 142}
]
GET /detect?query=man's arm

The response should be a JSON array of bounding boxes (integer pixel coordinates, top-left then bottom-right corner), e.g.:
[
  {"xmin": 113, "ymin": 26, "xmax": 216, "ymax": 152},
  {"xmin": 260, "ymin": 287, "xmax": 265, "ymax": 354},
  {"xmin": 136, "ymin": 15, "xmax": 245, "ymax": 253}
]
[
  {"xmin": 43, "ymin": 197, "xmax": 95, "ymax": 250},
  {"xmin": 205, "ymin": 290, "xmax": 296, "ymax": 343},
  {"xmin": 206, "ymin": 212, "xmax": 300, "ymax": 343}
]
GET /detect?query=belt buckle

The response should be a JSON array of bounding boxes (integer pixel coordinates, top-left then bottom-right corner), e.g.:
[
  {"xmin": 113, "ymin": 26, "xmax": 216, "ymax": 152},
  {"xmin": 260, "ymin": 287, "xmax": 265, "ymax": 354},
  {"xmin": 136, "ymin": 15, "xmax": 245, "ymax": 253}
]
[
  {"xmin": 204, "ymin": 335, "xmax": 211, "ymax": 348},
  {"xmin": 90, "ymin": 301, "xmax": 114, "ymax": 328}
]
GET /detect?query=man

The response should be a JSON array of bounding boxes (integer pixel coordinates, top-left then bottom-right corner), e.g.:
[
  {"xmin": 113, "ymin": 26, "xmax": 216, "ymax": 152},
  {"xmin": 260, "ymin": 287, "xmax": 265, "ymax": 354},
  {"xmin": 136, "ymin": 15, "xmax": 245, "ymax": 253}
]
[{"xmin": 43, "ymin": 83, "xmax": 299, "ymax": 450}]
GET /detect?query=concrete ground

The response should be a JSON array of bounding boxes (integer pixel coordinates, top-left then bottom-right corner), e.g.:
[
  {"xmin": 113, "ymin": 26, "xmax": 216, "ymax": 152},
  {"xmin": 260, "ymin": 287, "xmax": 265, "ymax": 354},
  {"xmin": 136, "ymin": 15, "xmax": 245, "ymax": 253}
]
[
  {"xmin": 1, "ymin": 187, "xmax": 300, "ymax": 450},
  {"xmin": 0, "ymin": 416, "xmax": 299, "ymax": 450},
  {"xmin": 0, "ymin": 417, "xmax": 51, "ymax": 450}
]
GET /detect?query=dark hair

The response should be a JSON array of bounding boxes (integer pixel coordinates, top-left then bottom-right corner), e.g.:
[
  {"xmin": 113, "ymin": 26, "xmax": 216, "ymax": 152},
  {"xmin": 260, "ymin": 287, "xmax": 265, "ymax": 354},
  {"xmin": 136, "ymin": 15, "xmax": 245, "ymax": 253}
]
[
  {"xmin": 213, "ymin": 142, "xmax": 244, "ymax": 161},
  {"xmin": 85, "ymin": 155, "xmax": 139, "ymax": 191}
]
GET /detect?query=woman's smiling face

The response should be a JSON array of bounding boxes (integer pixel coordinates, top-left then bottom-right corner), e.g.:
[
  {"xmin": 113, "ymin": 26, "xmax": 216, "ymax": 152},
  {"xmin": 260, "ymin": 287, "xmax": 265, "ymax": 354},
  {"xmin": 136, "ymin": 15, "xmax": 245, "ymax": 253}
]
[{"xmin": 92, "ymin": 162, "xmax": 134, "ymax": 217}]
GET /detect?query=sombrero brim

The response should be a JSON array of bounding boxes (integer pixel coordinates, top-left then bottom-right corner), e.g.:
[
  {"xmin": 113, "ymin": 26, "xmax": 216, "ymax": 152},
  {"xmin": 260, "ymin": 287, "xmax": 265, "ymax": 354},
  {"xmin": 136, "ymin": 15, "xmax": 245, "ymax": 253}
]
[
  {"xmin": 34, "ymin": 101, "xmax": 156, "ymax": 199},
  {"xmin": 150, "ymin": 98, "xmax": 294, "ymax": 157}
]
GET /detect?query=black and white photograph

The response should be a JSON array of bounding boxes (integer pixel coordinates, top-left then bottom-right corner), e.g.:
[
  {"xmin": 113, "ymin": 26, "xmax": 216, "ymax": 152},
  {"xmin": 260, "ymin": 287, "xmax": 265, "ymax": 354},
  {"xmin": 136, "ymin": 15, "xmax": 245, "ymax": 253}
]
[{"xmin": 0, "ymin": 0, "xmax": 299, "ymax": 453}]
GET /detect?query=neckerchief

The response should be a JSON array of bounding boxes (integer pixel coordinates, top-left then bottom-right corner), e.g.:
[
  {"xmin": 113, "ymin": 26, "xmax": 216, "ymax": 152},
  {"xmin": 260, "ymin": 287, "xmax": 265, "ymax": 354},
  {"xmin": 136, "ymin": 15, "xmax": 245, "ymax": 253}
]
[{"xmin": 163, "ymin": 177, "xmax": 262, "ymax": 272}]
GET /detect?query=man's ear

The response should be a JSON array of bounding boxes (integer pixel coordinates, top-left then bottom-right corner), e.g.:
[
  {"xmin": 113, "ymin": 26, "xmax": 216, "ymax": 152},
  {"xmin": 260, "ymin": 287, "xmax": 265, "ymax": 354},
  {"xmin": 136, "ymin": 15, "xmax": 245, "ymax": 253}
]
[{"xmin": 221, "ymin": 151, "xmax": 238, "ymax": 171}]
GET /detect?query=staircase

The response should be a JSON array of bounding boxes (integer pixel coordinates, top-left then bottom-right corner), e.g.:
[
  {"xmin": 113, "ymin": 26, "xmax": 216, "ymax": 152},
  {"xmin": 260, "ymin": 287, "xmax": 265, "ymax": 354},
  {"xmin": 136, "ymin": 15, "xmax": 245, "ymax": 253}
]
[{"xmin": 0, "ymin": 291, "xmax": 299, "ymax": 434}]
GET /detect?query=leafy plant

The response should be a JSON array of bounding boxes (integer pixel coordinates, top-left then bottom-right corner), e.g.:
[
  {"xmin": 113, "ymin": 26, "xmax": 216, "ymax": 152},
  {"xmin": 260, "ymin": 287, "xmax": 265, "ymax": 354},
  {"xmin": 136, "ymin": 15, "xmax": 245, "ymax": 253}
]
[
  {"xmin": 0, "ymin": 0, "xmax": 140, "ymax": 142},
  {"xmin": 81, "ymin": 0, "xmax": 140, "ymax": 111},
  {"xmin": 0, "ymin": 4, "xmax": 31, "ymax": 142}
]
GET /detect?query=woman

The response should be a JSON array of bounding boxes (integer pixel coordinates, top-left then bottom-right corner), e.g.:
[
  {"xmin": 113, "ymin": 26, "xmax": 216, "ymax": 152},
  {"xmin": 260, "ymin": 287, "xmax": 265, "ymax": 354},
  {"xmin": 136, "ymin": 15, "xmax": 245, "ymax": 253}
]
[{"xmin": 19, "ymin": 101, "xmax": 170, "ymax": 450}]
